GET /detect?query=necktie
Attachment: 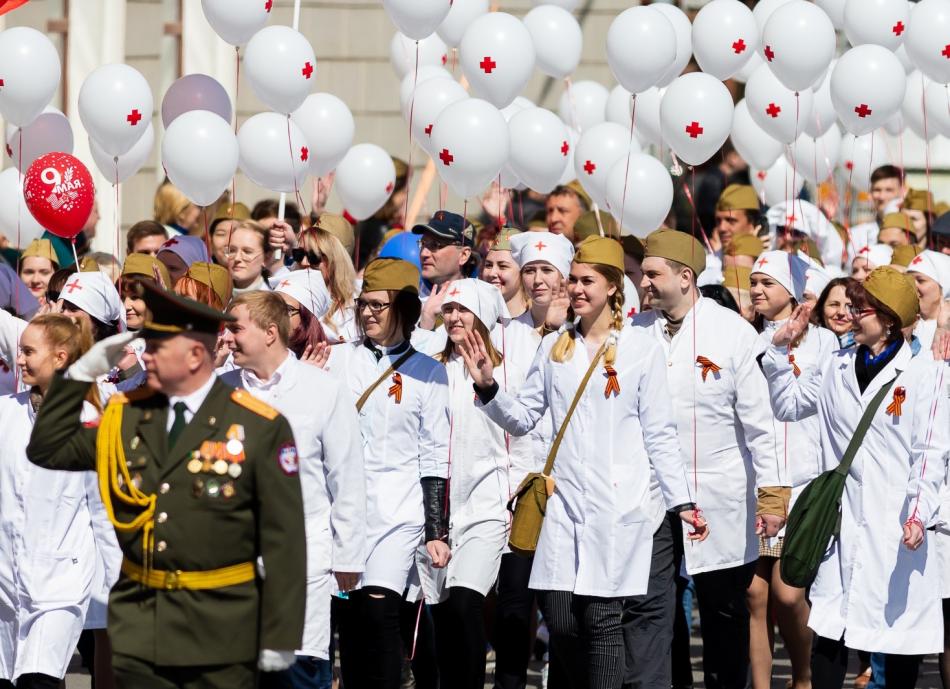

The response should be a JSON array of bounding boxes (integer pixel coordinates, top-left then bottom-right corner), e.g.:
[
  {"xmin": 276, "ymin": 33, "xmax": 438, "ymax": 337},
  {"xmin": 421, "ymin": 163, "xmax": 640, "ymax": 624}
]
[{"xmin": 168, "ymin": 401, "xmax": 188, "ymax": 448}]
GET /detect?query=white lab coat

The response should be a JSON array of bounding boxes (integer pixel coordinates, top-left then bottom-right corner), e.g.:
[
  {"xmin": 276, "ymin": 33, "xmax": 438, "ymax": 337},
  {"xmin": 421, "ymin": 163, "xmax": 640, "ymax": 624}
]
[
  {"xmin": 480, "ymin": 326, "xmax": 692, "ymax": 598},
  {"xmin": 221, "ymin": 352, "xmax": 365, "ymax": 659},
  {"xmin": 631, "ymin": 297, "xmax": 785, "ymax": 575},
  {"xmin": 347, "ymin": 342, "xmax": 450, "ymax": 595},
  {"xmin": 0, "ymin": 393, "xmax": 120, "ymax": 681},
  {"xmin": 761, "ymin": 343, "xmax": 950, "ymax": 654}
]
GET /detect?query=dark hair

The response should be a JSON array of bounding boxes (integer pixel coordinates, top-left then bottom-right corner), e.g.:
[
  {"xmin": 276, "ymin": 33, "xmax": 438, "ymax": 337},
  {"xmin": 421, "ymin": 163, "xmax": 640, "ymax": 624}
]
[
  {"xmin": 288, "ymin": 302, "xmax": 329, "ymax": 358},
  {"xmin": 812, "ymin": 277, "xmax": 853, "ymax": 327},
  {"xmin": 357, "ymin": 289, "xmax": 421, "ymax": 344},
  {"xmin": 870, "ymin": 164, "xmax": 905, "ymax": 186},
  {"xmin": 845, "ymin": 279, "xmax": 903, "ymax": 344},
  {"xmin": 251, "ymin": 199, "xmax": 302, "ymax": 234},
  {"xmin": 62, "ymin": 299, "xmax": 119, "ymax": 342},
  {"xmin": 699, "ymin": 284, "xmax": 740, "ymax": 313},
  {"xmin": 126, "ymin": 220, "xmax": 168, "ymax": 255}
]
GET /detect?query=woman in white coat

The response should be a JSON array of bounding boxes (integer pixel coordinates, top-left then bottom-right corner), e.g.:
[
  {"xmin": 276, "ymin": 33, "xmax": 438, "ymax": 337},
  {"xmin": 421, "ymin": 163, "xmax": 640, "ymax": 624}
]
[
  {"xmin": 906, "ymin": 249, "xmax": 950, "ymax": 352},
  {"xmin": 747, "ymin": 251, "xmax": 838, "ymax": 689},
  {"xmin": 461, "ymin": 236, "xmax": 708, "ymax": 689},
  {"xmin": 336, "ymin": 258, "xmax": 451, "ymax": 689},
  {"xmin": 762, "ymin": 267, "xmax": 950, "ymax": 689},
  {"xmin": 0, "ymin": 314, "xmax": 120, "ymax": 689}
]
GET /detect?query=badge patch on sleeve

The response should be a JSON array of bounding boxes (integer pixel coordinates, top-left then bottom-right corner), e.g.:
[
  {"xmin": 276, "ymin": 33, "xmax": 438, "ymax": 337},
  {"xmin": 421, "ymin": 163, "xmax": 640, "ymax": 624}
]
[{"xmin": 277, "ymin": 442, "xmax": 300, "ymax": 476}]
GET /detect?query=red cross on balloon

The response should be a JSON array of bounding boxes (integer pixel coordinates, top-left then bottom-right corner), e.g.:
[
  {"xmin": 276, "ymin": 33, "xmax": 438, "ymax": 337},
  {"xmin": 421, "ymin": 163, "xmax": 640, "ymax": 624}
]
[
  {"xmin": 439, "ymin": 148, "xmax": 454, "ymax": 166},
  {"xmin": 583, "ymin": 160, "xmax": 596, "ymax": 175},
  {"xmin": 685, "ymin": 121, "xmax": 704, "ymax": 138},
  {"xmin": 480, "ymin": 56, "xmax": 497, "ymax": 74},
  {"xmin": 301, "ymin": 62, "xmax": 314, "ymax": 79},
  {"xmin": 127, "ymin": 109, "xmax": 142, "ymax": 126},
  {"xmin": 732, "ymin": 39, "xmax": 746, "ymax": 54}
]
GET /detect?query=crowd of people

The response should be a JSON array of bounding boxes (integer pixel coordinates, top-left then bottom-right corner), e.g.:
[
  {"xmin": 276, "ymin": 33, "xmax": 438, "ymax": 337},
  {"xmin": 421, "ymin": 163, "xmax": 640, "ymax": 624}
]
[{"xmin": 0, "ymin": 155, "xmax": 948, "ymax": 689}]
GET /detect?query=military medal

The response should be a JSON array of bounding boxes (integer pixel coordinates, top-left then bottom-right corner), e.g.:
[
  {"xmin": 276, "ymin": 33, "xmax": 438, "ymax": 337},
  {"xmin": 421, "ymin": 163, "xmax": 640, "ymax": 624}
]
[
  {"xmin": 228, "ymin": 463, "xmax": 242, "ymax": 479},
  {"xmin": 192, "ymin": 478, "xmax": 205, "ymax": 497},
  {"xmin": 206, "ymin": 478, "xmax": 220, "ymax": 498},
  {"xmin": 130, "ymin": 436, "xmax": 140, "ymax": 450},
  {"xmin": 213, "ymin": 459, "xmax": 228, "ymax": 475},
  {"xmin": 221, "ymin": 481, "xmax": 235, "ymax": 499},
  {"xmin": 187, "ymin": 458, "xmax": 202, "ymax": 474},
  {"xmin": 226, "ymin": 439, "xmax": 243, "ymax": 456}
]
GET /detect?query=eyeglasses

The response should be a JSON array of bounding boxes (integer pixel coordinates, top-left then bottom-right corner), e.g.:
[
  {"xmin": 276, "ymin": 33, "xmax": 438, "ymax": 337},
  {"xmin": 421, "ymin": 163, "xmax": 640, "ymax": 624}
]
[
  {"xmin": 285, "ymin": 306, "xmax": 301, "ymax": 317},
  {"xmin": 356, "ymin": 299, "xmax": 392, "ymax": 315},
  {"xmin": 419, "ymin": 236, "xmax": 460, "ymax": 252},
  {"xmin": 847, "ymin": 306, "xmax": 876, "ymax": 319},
  {"xmin": 291, "ymin": 248, "xmax": 322, "ymax": 266},
  {"xmin": 223, "ymin": 247, "xmax": 263, "ymax": 261}
]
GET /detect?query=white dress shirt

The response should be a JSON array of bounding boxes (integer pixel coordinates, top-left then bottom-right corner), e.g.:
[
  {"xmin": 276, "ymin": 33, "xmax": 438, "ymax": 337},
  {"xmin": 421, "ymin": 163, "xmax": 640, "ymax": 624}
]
[{"xmin": 165, "ymin": 373, "xmax": 217, "ymax": 432}]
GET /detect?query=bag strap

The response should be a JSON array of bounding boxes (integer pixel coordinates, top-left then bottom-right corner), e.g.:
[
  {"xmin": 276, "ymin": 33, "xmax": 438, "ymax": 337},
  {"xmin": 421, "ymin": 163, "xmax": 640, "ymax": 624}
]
[
  {"xmin": 833, "ymin": 371, "xmax": 901, "ymax": 477},
  {"xmin": 356, "ymin": 348, "xmax": 416, "ymax": 412},
  {"xmin": 541, "ymin": 339, "xmax": 608, "ymax": 478}
]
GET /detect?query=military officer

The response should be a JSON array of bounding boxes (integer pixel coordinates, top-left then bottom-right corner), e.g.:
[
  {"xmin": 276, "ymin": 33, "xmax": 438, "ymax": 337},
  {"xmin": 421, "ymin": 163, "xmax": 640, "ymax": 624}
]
[{"xmin": 26, "ymin": 283, "xmax": 306, "ymax": 689}]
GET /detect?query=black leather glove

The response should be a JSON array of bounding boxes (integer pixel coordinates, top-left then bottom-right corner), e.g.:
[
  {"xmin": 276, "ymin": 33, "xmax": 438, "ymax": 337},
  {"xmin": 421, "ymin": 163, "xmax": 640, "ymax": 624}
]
[{"xmin": 420, "ymin": 477, "xmax": 449, "ymax": 542}]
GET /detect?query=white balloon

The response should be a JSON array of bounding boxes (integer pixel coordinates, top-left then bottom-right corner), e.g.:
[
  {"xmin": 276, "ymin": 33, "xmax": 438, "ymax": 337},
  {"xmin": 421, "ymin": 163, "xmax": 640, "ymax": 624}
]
[
  {"xmin": 734, "ymin": 50, "xmax": 762, "ymax": 84},
  {"xmin": 788, "ymin": 124, "xmax": 842, "ymax": 184},
  {"xmin": 0, "ymin": 168, "xmax": 45, "ymax": 244},
  {"xmin": 383, "ymin": 0, "xmax": 453, "ymax": 41},
  {"xmin": 243, "ymin": 26, "xmax": 316, "ymax": 114},
  {"xmin": 523, "ymin": 5, "xmax": 582, "ymax": 80},
  {"xmin": 335, "ymin": 144, "xmax": 397, "ymax": 221},
  {"xmin": 438, "ymin": 0, "xmax": 490, "ymax": 47},
  {"xmin": 692, "ymin": 0, "xmax": 759, "ymax": 81},
  {"xmin": 901, "ymin": 71, "xmax": 936, "ymax": 139},
  {"xmin": 838, "ymin": 132, "xmax": 888, "ymax": 189},
  {"xmin": 905, "ymin": 0, "xmax": 950, "ymax": 85},
  {"xmin": 884, "ymin": 112, "xmax": 905, "ymax": 136},
  {"xmin": 606, "ymin": 7, "xmax": 677, "ymax": 94},
  {"xmin": 162, "ymin": 109, "xmax": 239, "ymax": 206},
  {"xmin": 558, "ymin": 80, "xmax": 608, "ymax": 131},
  {"xmin": 78, "ymin": 64, "xmax": 153, "ymax": 157},
  {"xmin": 558, "ymin": 128, "xmax": 579, "ymax": 186},
  {"xmin": 925, "ymin": 81, "xmax": 950, "ymax": 137},
  {"xmin": 843, "ymin": 0, "xmax": 909, "ymax": 50},
  {"xmin": 605, "ymin": 154, "xmax": 673, "ymax": 238},
  {"xmin": 830, "ymin": 44, "xmax": 906, "ymax": 135},
  {"xmin": 631, "ymin": 87, "xmax": 664, "ymax": 149},
  {"xmin": 0, "ymin": 27, "xmax": 62, "ymax": 128},
  {"xmin": 804, "ymin": 61, "xmax": 837, "ymax": 137},
  {"xmin": 652, "ymin": 4, "xmax": 693, "ymax": 87},
  {"xmin": 460, "ymin": 12, "xmax": 535, "ymax": 109},
  {"xmin": 291, "ymin": 93, "xmax": 356, "ymax": 176},
  {"xmin": 731, "ymin": 100, "xmax": 783, "ymax": 170},
  {"xmin": 402, "ymin": 77, "xmax": 468, "ymax": 156},
  {"xmin": 606, "ymin": 85, "xmax": 633, "ymax": 128},
  {"xmin": 660, "ymin": 72, "xmax": 735, "ymax": 166},
  {"xmin": 498, "ymin": 97, "xmax": 535, "ymax": 188},
  {"xmin": 814, "ymin": 0, "xmax": 846, "ymax": 29},
  {"xmin": 399, "ymin": 66, "xmax": 453, "ymax": 117},
  {"xmin": 508, "ymin": 107, "xmax": 570, "ymax": 193},
  {"xmin": 200, "ymin": 0, "xmax": 270, "ymax": 46},
  {"xmin": 238, "ymin": 113, "xmax": 309, "ymax": 193},
  {"xmin": 430, "ymin": 98, "xmax": 509, "ymax": 198},
  {"xmin": 573, "ymin": 122, "xmax": 640, "ymax": 208},
  {"xmin": 90, "ymin": 122, "xmax": 154, "ymax": 184},
  {"xmin": 761, "ymin": 1, "xmax": 837, "ymax": 92},
  {"xmin": 745, "ymin": 64, "xmax": 815, "ymax": 144},
  {"xmin": 6, "ymin": 108, "xmax": 73, "ymax": 172},
  {"xmin": 389, "ymin": 32, "xmax": 448, "ymax": 79},
  {"xmin": 751, "ymin": 158, "xmax": 804, "ymax": 206},
  {"xmin": 753, "ymin": 0, "xmax": 795, "ymax": 32},
  {"xmin": 161, "ymin": 74, "xmax": 232, "ymax": 128}
]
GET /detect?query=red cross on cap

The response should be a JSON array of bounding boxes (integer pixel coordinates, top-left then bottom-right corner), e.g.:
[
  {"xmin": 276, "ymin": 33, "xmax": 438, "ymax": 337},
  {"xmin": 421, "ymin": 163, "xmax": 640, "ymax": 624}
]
[
  {"xmin": 439, "ymin": 148, "xmax": 454, "ymax": 166},
  {"xmin": 279, "ymin": 280, "xmax": 292, "ymax": 288},
  {"xmin": 765, "ymin": 103, "xmax": 781, "ymax": 118},
  {"xmin": 163, "ymin": 238, "xmax": 180, "ymax": 247},
  {"xmin": 449, "ymin": 287, "xmax": 461, "ymax": 297},
  {"xmin": 301, "ymin": 62, "xmax": 314, "ymax": 79},
  {"xmin": 859, "ymin": 246, "xmax": 870, "ymax": 254},
  {"xmin": 127, "ymin": 109, "xmax": 142, "ymax": 126},
  {"xmin": 685, "ymin": 121, "xmax": 704, "ymax": 138},
  {"xmin": 627, "ymin": 306, "xmax": 637, "ymax": 318},
  {"xmin": 911, "ymin": 254, "xmax": 924, "ymax": 265},
  {"xmin": 64, "ymin": 278, "xmax": 83, "ymax": 294},
  {"xmin": 479, "ymin": 56, "xmax": 497, "ymax": 73},
  {"xmin": 757, "ymin": 257, "xmax": 768, "ymax": 268},
  {"xmin": 534, "ymin": 240, "xmax": 546, "ymax": 251},
  {"xmin": 892, "ymin": 21, "xmax": 905, "ymax": 36},
  {"xmin": 732, "ymin": 39, "xmax": 746, "ymax": 54},
  {"xmin": 583, "ymin": 160, "xmax": 596, "ymax": 175},
  {"xmin": 786, "ymin": 214, "xmax": 796, "ymax": 226}
]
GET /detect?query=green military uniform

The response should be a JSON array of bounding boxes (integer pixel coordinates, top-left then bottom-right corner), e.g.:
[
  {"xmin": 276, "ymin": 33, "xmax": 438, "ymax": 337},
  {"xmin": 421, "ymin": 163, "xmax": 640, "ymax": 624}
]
[{"xmin": 26, "ymin": 285, "xmax": 306, "ymax": 688}]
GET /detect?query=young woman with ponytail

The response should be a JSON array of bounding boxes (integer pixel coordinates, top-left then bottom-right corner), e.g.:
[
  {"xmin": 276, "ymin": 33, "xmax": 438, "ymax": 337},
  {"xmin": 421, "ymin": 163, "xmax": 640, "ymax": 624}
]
[
  {"xmin": 460, "ymin": 236, "xmax": 708, "ymax": 689},
  {"xmin": 0, "ymin": 315, "xmax": 120, "ymax": 689}
]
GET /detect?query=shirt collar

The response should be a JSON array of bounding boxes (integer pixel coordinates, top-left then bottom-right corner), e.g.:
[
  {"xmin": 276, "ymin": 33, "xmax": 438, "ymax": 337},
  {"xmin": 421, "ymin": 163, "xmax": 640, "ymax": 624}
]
[
  {"xmin": 363, "ymin": 338, "xmax": 411, "ymax": 362},
  {"xmin": 168, "ymin": 373, "xmax": 217, "ymax": 416},
  {"xmin": 241, "ymin": 351, "xmax": 294, "ymax": 390}
]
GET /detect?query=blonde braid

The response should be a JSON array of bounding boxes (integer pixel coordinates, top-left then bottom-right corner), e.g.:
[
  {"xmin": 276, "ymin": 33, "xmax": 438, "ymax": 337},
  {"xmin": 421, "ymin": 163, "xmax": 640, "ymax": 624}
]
[
  {"xmin": 550, "ymin": 325, "xmax": 576, "ymax": 363},
  {"xmin": 605, "ymin": 289, "xmax": 624, "ymax": 366}
]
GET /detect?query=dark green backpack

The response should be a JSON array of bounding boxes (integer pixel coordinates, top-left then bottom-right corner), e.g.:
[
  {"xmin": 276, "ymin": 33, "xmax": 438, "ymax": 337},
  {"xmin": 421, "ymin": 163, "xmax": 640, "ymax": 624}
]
[{"xmin": 780, "ymin": 375, "xmax": 899, "ymax": 588}]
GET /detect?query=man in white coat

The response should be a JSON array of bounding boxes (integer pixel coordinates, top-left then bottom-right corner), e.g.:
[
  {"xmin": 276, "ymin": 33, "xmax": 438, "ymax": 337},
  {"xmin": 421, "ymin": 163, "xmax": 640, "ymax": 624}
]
[
  {"xmin": 630, "ymin": 229, "xmax": 789, "ymax": 689},
  {"xmin": 221, "ymin": 291, "xmax": 366, "ymax": 680}
]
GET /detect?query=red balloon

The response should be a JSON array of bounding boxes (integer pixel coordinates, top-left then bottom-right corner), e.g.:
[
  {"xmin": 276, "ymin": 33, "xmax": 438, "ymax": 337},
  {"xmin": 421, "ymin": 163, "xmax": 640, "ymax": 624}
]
[{"xmin": 23, "ymin": 152, "xmax": 95, "ymax": 239}]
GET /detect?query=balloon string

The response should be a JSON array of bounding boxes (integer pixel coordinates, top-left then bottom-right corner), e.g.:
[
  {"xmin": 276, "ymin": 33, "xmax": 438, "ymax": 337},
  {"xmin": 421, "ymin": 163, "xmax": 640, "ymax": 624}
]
[
  {"xmin": 14, "ymin": 128, "xmax": 21, "ymax": 391},
  {"xmin": 516, "ymin": 189, "xmax": 524, "ymax": 228},
  {"xmin": 285, "ymin": 115, "xmax": 308, "ymax": 216},
  {"xmin": 114, "ymin": 158, "xmax": 120, "ymax": 264},
  {"xmin": 497, "ymin": 175, "xmax": 504, "ymax": 228},
  {"xmin": 681, "ymin": 174, "xmax": 714, "ymax": 254},
  {"xmin": 618, "ymin": 94, "xmax": 638, "ymax": 233},
  {"xmin": 564, "ymin": 76, "xmax": 580, "ymax": 133},
  {"xmin": 231, "ymin": 46, "xmax": 240, "ymax": 218},
  {"xmin": 405, "ymin": 40, "xmax": 420, "ymax": 227},
  {"xmin": 71, "ymin": 238, "xmax": 80, "ymax": 271},
  {"xmin": 202, "ymin": 206, "xmax": 212, "ymax": 270},
  {"xmin": 922, "ymin": 74, "xmax": 934, "ymax": 243}
]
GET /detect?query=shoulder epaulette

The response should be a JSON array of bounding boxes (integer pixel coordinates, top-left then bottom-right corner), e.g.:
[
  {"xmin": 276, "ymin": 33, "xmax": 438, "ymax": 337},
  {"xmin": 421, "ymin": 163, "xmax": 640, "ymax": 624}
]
[
  {"xmin": 231, "ymin": 388, "xmax": 280, "ymax": 420},
  {"xmin": 107, "ymin": 387, "xmax": 157, "ymax": 405}
]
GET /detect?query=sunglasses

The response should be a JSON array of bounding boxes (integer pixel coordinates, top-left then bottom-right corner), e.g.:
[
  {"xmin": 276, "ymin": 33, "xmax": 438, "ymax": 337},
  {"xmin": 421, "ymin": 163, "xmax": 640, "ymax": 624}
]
[{"xmin": 291, "ymin": 248, "xmax": 322, "ymax": 266}]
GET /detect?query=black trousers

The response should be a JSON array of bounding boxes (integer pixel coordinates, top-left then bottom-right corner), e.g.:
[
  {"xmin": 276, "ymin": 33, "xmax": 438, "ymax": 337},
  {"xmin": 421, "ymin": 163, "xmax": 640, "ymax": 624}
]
[
  {"xmin": 336, "ymin": 586, "xmax": 404, "ymax": 689},
  {"xmin": 400, "ymin": 597, "xmax": 439, "ymax": 689},
  {"xmin": 111, "ymin": 654, "xmax": 256, "ymax": 689},
  {"xmin": 811, "ymin": 635, "xmax": 922, "ymax": 689},
  {"xmin": 538, "ymin": 590, "xmax": 625, "ymax": 689},
  {"xmin": 431, "ymin": 586, "xmax": 488, "ymax": 689},
  {"xmin": 0, "ymin": 675, "xmax": 61, "ymax": 689},
  {"xmin": 621, "ymin": 513, "xmax": 677, "ymax": 689},
  {"xmin": 691, "ymin": 561, "xmax": 757, "ymax": 689},
  {"xmin": 492, "ymin": 552, "xmax": 536, "ymax": 689}
]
